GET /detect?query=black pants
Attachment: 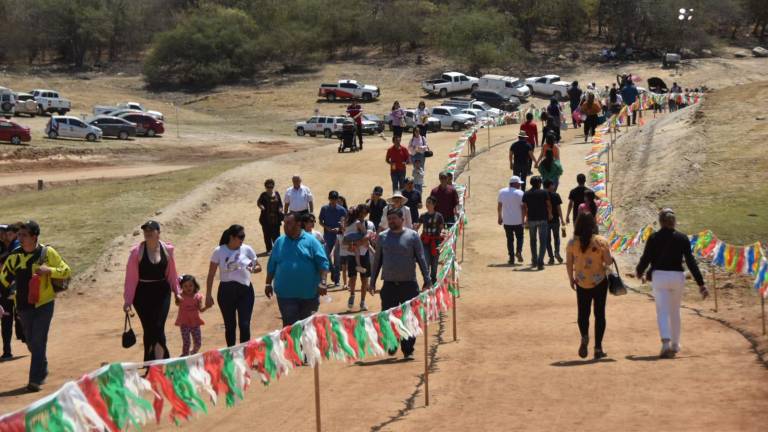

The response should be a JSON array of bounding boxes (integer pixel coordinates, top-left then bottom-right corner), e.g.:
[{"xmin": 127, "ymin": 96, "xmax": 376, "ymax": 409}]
[
  {"xmin": 503, "ymin": 224, "xmax": 524, "ymax": 259},
  {"xmin": 381, "ymin": 280, "xmax": 419, "ymax": 355},
  {"xmin": 1, "ymin": 297, "xmax": 14, "ymax": 355},
  {"xmin": 260, "ymin": 221, "xmax": 281, "ymax": 253},
  {"xmin": 577, "ymin": 279, "xmax": 608, "ymax": 349},
  {"xmin": 513, "ymin": 166, "xmax": 528, "ymax": 191},
  {"xmin": 393, "ymin": 125, "xmax": 403, "ymax": 138},
  {"xmin": 584, "ymin": 114, "xmax": 598, "ymax": 139},
  {"xmin": 277, "ymin": 297, "xmax": 319, "ymax": 327},
  {"xmin": 133, "ymin": 280, "xmax": 171, "ymax": 361},
  {"xmin": 355, "ymin": 124, "xmax": 364, "ymax": 149},
  {"xmin": 418, "ymin": 125, "xmax": 427, "ymax": 137},
  {"xmin": 217, "ymin": 281, "xmax": 255, "ymax": 347},
  {"xmin": 546, "ymin": 220, "xmax": 561, "ymax": 259}
]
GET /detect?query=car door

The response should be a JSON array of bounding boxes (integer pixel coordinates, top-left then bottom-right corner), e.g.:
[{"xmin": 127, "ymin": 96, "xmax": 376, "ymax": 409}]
[
  {"xmin": 0, "ymin": 121, "xmax": 11, "ymax": 141},
  {"xmin": 68, "ymin": 118, "xmax": 88, "ymax": 138},
  {"xmin": 305, "ymin": 116, "xmax": 318, "ymax": 134},
  {"xmin": 432, "ymin": 108, "xmax": 447, "ymax": 125},
  {"xmin": 125, "ymin": 115, "xmax": 146, "ymax": 134},
  {"xmin": 97, "ymin": 118, "xmax": 117, "ymax": 136}
]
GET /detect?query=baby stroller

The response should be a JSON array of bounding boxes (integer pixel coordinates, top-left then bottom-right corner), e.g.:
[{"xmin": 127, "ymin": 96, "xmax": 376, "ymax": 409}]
[{"xmin": 338, "ymin": 120, "xmax": 358, "ymax": 153}]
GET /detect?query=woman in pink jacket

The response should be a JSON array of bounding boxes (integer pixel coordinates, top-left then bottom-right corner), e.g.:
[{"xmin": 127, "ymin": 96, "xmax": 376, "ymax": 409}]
[{"xmin": 123, "ymin": 220, "xmax": 180, "ymax": 361}]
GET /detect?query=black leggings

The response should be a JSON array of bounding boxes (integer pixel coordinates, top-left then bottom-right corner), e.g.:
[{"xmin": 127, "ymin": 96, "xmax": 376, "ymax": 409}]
[
  {"xmin": 576, "ymin": 279, "xmax": 608, "ymax": 349},
  {"xmin": 133, "ymin": 281, "xmax": 171, "ymax": 361},
  {"xmin": 260, "ymin": 221, "xmax": 281, "ymax": 252},
  {"xmin": 1, "ymin": 298, "xmax": 14, "ymax": 355},
  {"xmin": 217, "ymin": 281, "xmax": 255, "ymax": 347},
  {"xmin": 584, "ymin": 114, "xmax": 598, "ymax": 139}
]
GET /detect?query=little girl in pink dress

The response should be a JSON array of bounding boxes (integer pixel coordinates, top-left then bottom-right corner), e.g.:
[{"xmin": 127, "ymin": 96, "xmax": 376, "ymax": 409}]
[{"xmin": 176, "ymin": 275, "xmax": 207, "ymax": 356}]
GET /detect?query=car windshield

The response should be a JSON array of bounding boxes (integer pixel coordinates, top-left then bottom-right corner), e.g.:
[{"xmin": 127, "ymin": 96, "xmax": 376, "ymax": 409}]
[
  {"xmin": 447, "ymin": 108, "xmax": 461, "ymax": 115},
  {"xmin": 510, "ymin": 80, "xmax": 523, "ymax": 87},
  {"xmin": 475, "ymin": 102, "xmax": 491, "ymax": 110}
]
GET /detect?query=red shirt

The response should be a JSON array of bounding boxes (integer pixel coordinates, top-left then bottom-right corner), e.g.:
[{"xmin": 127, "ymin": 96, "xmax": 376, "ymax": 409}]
[
  {"xmin": 520, "ymin": 121, "xmax": 539, "ymax": 147},
  {"xmin": 386, "ymin": 145, "xmax": 410, "ymax": 172},
  {"xmin": 430, "ymin": 185, "xmax": 459, "ymax": 220},
  {"xmin": 347, "ymin": 104, "xmax": 363, "ymax": 125},
  {"xmin": 468, "ymin": 131, "xmax": 477, "ymax": 145}
]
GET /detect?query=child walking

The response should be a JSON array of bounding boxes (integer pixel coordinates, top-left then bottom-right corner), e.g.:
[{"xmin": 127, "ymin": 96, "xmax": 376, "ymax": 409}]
[
  {"xmin": 176, "ymin": 274, "xmax": 206, "ymax": 356},
  {"xmin": 343, "ymin": 205, "xmax": 372, "ymax": 275}
]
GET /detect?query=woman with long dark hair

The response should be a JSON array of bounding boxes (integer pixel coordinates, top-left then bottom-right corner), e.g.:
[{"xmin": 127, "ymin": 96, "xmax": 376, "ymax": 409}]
[
  {"xmin": 205, "ymin": 224, "xmax": 261, "ymax": 346},
  {"xmin": 257, "ymin": 179, "xmax": 283, "ymax": 254},
  {"xmin": 340, "ymin": 204, "xmax": 375, "ymax": 312},
  {"xmin": 565, "ymin": 213, "xmax": 613, "ymax": 360},
  {"xmin": 390, "ymin": 101, "xmax": 406, "ymax": 138},
  {"xmin": 123, "ymin": 220, "xmax": 180, "ymax": 361},
  {"xmin": 537, "ymin": 149, "xmax": 563, "ymax": 191},
  {"xmin": 609, "ymin": 87, "xmax": 623, "ymax": 116},
  {"xmin": 578, "ymin": 189, "xmax": 599, "ymax": 218}
]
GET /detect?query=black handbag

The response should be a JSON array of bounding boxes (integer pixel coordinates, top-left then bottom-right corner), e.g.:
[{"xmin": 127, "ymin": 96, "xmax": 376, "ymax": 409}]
[
  {"xmin": 424, "ymin": 150, "xmax": 434, "ymax": 158},
  {"xmin": 122, "ymin": 312, "xmax": 136, "ymax": 349},
  {"xmin": 607, "ymin": 261, "xmax": 627, "ymax": 296}
]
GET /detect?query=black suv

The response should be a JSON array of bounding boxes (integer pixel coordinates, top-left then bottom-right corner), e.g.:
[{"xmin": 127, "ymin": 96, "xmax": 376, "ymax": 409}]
[{"xmin": 470, "ymin": 90, "xmax": 520, "ymax": 111}]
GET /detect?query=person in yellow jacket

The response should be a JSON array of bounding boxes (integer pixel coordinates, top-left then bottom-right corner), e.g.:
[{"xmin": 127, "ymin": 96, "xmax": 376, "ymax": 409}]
[{"xmin": 0, "ymin": 220, "xmax": 70, "ymax": 392}]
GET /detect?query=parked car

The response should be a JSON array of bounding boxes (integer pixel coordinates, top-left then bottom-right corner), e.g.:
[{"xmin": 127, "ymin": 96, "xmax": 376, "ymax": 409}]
[
  {"xmin": 460, "ymin": 108, "xmax": 495, "ymax": 122},
  {"xmin": 428, "ymin": 106, "xmax": 475, "ymax": 131},
  {"xmin": 524, "ymin": 75, "xmax": 571, "ymax": 99},
  {"xmin": 0, "ymin": 119, "xmax": 31, "ymax": 145},
  {"xmin": 30, "ymin": 89, "xmax": 71, "ymax": 115},
  {"xmin": 360, "ymin": 118, "xmax": 380, "ymax": 135},
  {"xmin": 442, "ymin": 98, "xmax": 504, "ymax": 117},
  {"xmin": 294, "ymin": 115, "xmax": 346, "ymax": 138},
  {"xmin": 87, "ymin": 116, "xmax": 137, "ymax": 140},
  {"xmin": 318, "ymin": 80, "xmax": 380, "ymax": 102},
  {"xmin": 117, "ymin": 112, "xmax": 164, "ymax": 137},
  {"xmin": 0, "ymin": 87, "xmax": 14, "ymax": 118},
  {"xmin": 478, "ymin": 75, "xmax": 531, "ymax": 100},
  {"xmin": 361, "ymin": 114, "xmax": 385, "ymax": 133},
  {"xmin": 421, "ymin": 72, "xmax": 479, "ymax": 97},
  {"xmin": 45, "ymin": 116, "xmax": 102, "ymax": 142},
  {"xmin": 13, "ymin": 92, "xmax": 38, "ymax": 117},
  {"xmin": 93, "ymin": 102, "xmax": 164, "ymax": 120},
  {"xmin": 384, "ymin": 109, "xmax": 442, "ymax": 132},
  {"xmin": 470, "ymin": 90, "xmax": 521, "ymax": 111}
]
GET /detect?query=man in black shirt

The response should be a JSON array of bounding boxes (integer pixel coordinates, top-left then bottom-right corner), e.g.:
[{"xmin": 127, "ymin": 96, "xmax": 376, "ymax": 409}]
[
  {"xmin": 566, "ymin": 173, "xmax": 589, "ymax": 225},
  {"xmin": 635, "ymin": 209, "xmax": 708, "ymax": 359},
  {"xmin": 401, "ymin": 178, "xmax": 422, "ymax": 223},
  {"xmin": 509, "ymin": 131, "xmax": 535, "ymax": 191},
  {"xmin": 522, "ymin": 176, "xmax": 552, "ymax": 270},
  {"xmin": 544, "ymin": 179, "xmax": 565, "ymax": 264},
  {"xmin": 366, "ymin": 186, "xmax": 387, "ymax": 229}
]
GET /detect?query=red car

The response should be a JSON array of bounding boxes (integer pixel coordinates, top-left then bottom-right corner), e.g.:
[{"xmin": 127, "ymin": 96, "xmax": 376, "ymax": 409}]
[
  {"xmin": 0, "ymin": 119, "xmax": 31, "ymax": 145},
  {"xmin": 119, "ymin": 113, "xmax": 164, "ymax": 137}
]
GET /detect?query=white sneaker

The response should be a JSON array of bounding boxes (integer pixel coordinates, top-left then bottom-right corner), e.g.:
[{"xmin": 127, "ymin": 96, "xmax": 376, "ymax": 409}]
[
  {"xmin": 671, "ymin": 343, "xmax": 681, "ymax": 353},
  {"xmin": 359, "ymin": 301, "xmax": 367, "ymax": 311}
]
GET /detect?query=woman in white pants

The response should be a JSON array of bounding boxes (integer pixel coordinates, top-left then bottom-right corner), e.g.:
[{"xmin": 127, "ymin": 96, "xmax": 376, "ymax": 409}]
[{"xmin": 636, "ymin": 209, "xmax": 709, "ymax": 358}]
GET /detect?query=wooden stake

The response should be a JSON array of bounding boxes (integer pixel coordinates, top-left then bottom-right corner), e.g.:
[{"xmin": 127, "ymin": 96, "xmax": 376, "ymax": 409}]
[
  {"xmin": 460, "ymin": 222, "xmax": 465, "ymax": 264},
  {"xmin": 468, "ymin": 175, "xmax": 471, "ymax": 198},
  {"xmin": 761, "ymin": 296, "xmax": 765, "ymax": 336},
  {"xmin": 452, "ymin": 291, "xmax": 457, "ymax": 342},
  {"xmin": 487, "ymin": 124, "xmax": 491, "ymax": 152},
  {"xmin": 712, "ymin": 265, "xmax": 718, "ymax": 313},
  {"xmin": 423, "ymin": 319, "xmax": 429, "ymax": 406},
  {"xmin": 314, "ymin": 364, "xmax": 321, "ymax": 432}
]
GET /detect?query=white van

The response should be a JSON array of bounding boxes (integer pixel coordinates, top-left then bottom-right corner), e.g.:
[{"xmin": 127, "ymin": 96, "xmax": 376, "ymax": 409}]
[
  {"xmin": 478, "ymin": 75, "xmax": 531, "ymax": 100},
  {"xmin": 0, "ymin": 87, "xmax": 16, "ymax": 118}
]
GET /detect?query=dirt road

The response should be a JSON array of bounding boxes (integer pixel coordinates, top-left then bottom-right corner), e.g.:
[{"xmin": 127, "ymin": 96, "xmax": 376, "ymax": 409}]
[
  {"xmin": 0, "ymin": 164, "xmax": 193, "ymax": 187},
  {"xmin": 1, "ymin": 115, "xmax": 767, "ymax": 431}
]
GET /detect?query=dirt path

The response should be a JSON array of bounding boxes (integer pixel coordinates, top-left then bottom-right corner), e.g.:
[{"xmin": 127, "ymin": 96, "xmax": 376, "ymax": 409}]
[
  {"xmin": 0, "ymin": 164, "xmax": 194, "ymax": 187},
  {"xmin": 1, "ymin": 116, "xmax": 767, "ymax": 430}
]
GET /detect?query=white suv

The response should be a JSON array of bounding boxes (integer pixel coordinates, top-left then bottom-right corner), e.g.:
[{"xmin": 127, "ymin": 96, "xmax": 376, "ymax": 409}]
[
  {"xmin": 295, "ymin": 115, "xmax": 346, "ymax": 138},
  {"xmin": 429, "ymin": 106, "xmax": 475, "ymax": 131},
  {"xmin": 46, "ymin": 116, "xmax": 102, "ymax": 142}
]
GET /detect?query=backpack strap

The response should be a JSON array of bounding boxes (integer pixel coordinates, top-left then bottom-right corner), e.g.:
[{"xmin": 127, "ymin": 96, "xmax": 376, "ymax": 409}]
[{"xmin": 37, "ymin": 245, "xmax": 48, "ymax": 266}]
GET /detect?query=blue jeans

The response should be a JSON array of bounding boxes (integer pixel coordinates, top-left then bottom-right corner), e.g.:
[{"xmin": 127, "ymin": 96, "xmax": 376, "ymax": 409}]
[
  {"xmin": 323, "ymin": 233, "xmax": 340, "ymax": 284},
  {"xmin": 217, "ymin": 281, "xmax": 255, "ymax": 346},
  {"xmin": 528, "ymin": 220, "xmax": 549, "ymax": 266},
  {"xmin": 18, "ymin": 301, "xmax": 54, "ymax": 385},
  {"xmin": 391, "ymin": 171, "xmax": 406, "ymax": 193},
  {"xmin": 277, "ymin": 297, "xmax": 319, "ymax": 327}
]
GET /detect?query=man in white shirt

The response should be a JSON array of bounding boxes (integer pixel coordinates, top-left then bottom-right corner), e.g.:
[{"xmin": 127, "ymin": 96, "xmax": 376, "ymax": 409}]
[
  {"xmin": 498, "ymin": 176, "xmax": 525, "ymax": 265},
  {"xmin": 284, "ymin": 175, "xmax": 313, "ymax": 215}
]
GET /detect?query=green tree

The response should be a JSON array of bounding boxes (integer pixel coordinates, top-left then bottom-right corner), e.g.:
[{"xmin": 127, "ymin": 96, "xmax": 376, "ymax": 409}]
[{"xmin": 368, "ymin": 0, "xmax": 438, "ymax": 55}]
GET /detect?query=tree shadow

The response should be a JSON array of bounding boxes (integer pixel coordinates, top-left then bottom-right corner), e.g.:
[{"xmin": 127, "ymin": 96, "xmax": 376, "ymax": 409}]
[
  {"xmin": 550, "ymin": 358, "xmax": 617, "ymax": 367},
  {"xmin": 355, "ymin": 357, "xmax": 413, "ymax": 367},
  {"xmin": 0, "ymin": 386, "xmax": 32, "ymax": 398}
]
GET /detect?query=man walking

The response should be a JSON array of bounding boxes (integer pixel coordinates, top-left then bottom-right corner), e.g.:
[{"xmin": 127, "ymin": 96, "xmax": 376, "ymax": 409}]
[
  {"xmin": 401, "ymin": 177, "xmax": 422, "ymax": 223},
  {"xmin": 497, "ymin": 176, "xmax": 525, "ymax": 265},
  {"xmin": 568, "ymin": 81, "xmax": 583, "ymax": 128},
  {"xmin": 509, "ymin": 131, "xmax": 535, "ymax": 191},
  {"xmin": 366, "ymin": 186, "xmax": 387, "ymax": 229},
  {"xmin": 370, "ymin": 208, "xmax": 431, "ymax": 360},
  {"xmin": 346, "ymin": 101, "xmax": 364, "ymax": 150},
  {"xmin": 385, "ymin": 136, "xmax": 409, "ymax": 193},
  {"xmin": 266, "ymin": 214, "xmax": 329, "ymax": 327},
  {"xmin": 566, "ymin": 174, "xmax": 589, "ymax": 226},
  {"xmin": 284, "ymin": 175, "xmax": 314, "ymax": 216},
  {"xmin": 522, "ymin": 176, "xmax": 552, "ymax": 270},
  {"xmin": 519, "ymin": 112, "xmax": 538, "ymax": 148},
  {"xmin": 319, "ymin": 191, "xmax": 347, "ymax": 287},
  {"xmin": 544, "ymin": 179, "xmax": 565, "ymax": 264},
  {"xmin": 621, "ymin": 80, "xmax": 639, "ymax": 125},
  {"xmin": 430, "ymin": 171, "xmax": 459, "ymax": 226},
  {"xmin": 0, "ymin": 221, "xmax": 71, "ymax": 392}
]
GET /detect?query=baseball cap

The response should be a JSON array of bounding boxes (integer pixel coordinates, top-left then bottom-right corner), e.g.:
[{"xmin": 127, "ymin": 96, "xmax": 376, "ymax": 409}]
[
  {"xmin": 372, "ymin": 186, "xmax": 383, "ymax": 195},
  {"xmin": 509, "ymin": 176, "xmax": 521, "ymax": 184},
  {"xmin": 328, "ymin": 190, "xmax": 339, "ymax": 199},
  {"xmin": 20, "ymin": 220, "xmax": 40, "ymax": 236},
  {"xmin": 141, "ymin": 220, "xmax": 161, "ymax": 231}
]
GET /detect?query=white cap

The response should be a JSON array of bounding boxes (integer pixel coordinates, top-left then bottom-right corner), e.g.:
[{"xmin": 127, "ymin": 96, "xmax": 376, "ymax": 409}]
[{"xmin": 509, "ymin": 176, "xmax": 522, "ymax": 184}]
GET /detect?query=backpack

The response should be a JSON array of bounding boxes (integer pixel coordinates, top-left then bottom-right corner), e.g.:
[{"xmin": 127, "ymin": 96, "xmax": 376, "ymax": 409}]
[{"xmin": 38, "ymin": 245, "xmax": 71, "ymax": 293}]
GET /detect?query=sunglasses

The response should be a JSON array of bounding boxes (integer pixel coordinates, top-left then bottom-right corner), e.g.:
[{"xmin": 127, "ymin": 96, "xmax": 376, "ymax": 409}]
[
  {"xmin": 236, "ymin": 233, "xmax": 246, "ymax": 239},
  {"xmin": 266, "ymin": 185, "xmax": 274, "ymax": 188}
]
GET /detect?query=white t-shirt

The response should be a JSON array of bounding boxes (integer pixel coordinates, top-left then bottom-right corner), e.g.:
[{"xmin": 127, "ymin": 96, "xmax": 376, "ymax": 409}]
[
  {"xmin": 378, "ymin": 205, "xmax": 413, "ymax": 230},
  {"xmin": 340, "ymin": 220, "xmax": 375, "ymax": 257},
  {"xmin": 415, "ymin": 108, "xmax": 430, "ymax": 126},
  {"xmin": 285, "ymin": 185, "xmax": 313, "ymax": 212},
  {"xmin": 211, "ymin": 244, "xmax": 258, "ymax": 286},
  {"xmin": 498, "ymin": 187, "xmax": 524, "ymax": 225},
  {"xmin": 310, "ymin": 230, "xmax": 324, "ymax": 244}
]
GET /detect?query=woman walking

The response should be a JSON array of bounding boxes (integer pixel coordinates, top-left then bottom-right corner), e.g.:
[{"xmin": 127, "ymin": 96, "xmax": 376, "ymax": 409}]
[
  {"xmin": 123, "ymin": 220, "xmax": 180, "ymax": 361},
  {"xmin": 341, "ymin": 204, "xmax": 375, "ymax": 312},
  {"xmin": 546, "ymin": 98, "xmax": 562, "ymax": 131},
  {"xmin": 257, "ymin": 179, "xmax": 283, "ymax": 254},
  {"xmin": 415, "ymin": 101, "xmax": 430, "ymax": 138},
  {"xmin": 537, "ymin": 149, "xmax": 563, "ymax": 191},
  {"xmin": 390, "ymin": 101, "xmax": 406, "ymax": 139},
  {"xmin": 580, "ymin": 93, "xmax": 602, "ymax": 142},
  {"xmin": 205, "ymin": 225, "xmax": 261, "ymax": 347},
  {"xmin": 635, "ymin": 209, "xmax": 708, "ymax": 358},
  {"xmin": 565, "ymin": 214, "xmax": 613, "ymax": 360}
]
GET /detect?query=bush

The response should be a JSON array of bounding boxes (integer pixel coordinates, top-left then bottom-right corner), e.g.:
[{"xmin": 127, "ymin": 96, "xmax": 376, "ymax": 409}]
[{"xmin": 143, "ymin": 7, "xmax": 264, "ymax": 88}]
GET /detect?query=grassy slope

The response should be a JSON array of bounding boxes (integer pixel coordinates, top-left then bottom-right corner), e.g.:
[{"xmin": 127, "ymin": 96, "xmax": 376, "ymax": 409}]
[
  {"xmin": 0, "ymin": 160, "xmax": 242, "ymax": 273},
  {"xmin": 664, "ymin": 81, "xmax": 768, "ymax": 244}
]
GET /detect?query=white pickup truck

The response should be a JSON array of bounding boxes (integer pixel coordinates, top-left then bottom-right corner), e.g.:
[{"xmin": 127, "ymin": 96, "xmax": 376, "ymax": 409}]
[
  {"xmin": 30, "ymin": 89, "xmax": 71, "ymax": 115},
  {"xmin": 93, "ymin": 102, "xmax": 164, "ymax": 120},
  {"xmin": 318, "ymin": 80, "xmax": 380, "ymax": 102},
  {"xmin": 422, "ymin": 72, "xmax": 479, "ymax": 97},
  {"xmin": 525, "ymin": 75, "xmax": 571, "ymax": 99}
]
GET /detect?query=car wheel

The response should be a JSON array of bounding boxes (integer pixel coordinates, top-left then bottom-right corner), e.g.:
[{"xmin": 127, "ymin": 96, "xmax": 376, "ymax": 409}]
[
  {"xmin": 452, "ymin": 122, "xmax": 461, "ymax": 131},
  {"xmin": 471, "ymin": 84, "xmax": 478, "ymax": 92},
  {"xmin": 10, "ymin": 135, "xmax": 21, "ymax": 145},
  {"xmin": 367, "ymin": 130, "xmax": 374, "ymax": 135},
  {"xmin": 57, "ymin": 110, "xmax": 66, "ymax": 115},
  {"xmin": 118, "ymin": 131, "xmax": 129, "ymax": 140},
  {"xmin": 326, "ymin": 93, "xmax": 336, "ymax": 102},
  {"xmin": 323, "ymin": 129, "xmax": 332, "ymax": 138},
  {"xmin": 1, "ymin": 102, "xmax": 12, "ymax": 112},
  {"xmin": 86, "ymin": 133, "xmax": 97, "ymax": 142},
  {"xmin": 296, "ymin": 127, "xmax": 305, "ymax": 136},
  {"xmin": 439, "ymin": 88, "xmax": 448, "ymax": 98},
  {"xmin": 362, "ymin": 93, "xmax": 372, "ymax": 102},
  {"xmin": 48, "ymin": 130, "xmax": 58, "ymax": 139},
  {"xmin": 37, "ymin": 105, "xmax": 45, "ymax": 115},
  {"xmin": 553, "ymin": 91, "xmax": 562, "ymax": 100},
  {"xmin": 147, "ymin": 129, "xmax": 156, "ymax": 137}
]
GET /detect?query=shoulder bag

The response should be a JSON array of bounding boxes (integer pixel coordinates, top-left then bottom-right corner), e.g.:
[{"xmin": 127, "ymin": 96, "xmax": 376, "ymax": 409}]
[
  {"xmin": 122, "ymin": 312, "xmax": 136, "ymax": 348},
  {"xmin": 38, "ymin": 245, "xmax": 71, "ymax": 293},
  {"xmin": 607, "ymin": 260, "xmax": 627, "ymax": 296}
]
